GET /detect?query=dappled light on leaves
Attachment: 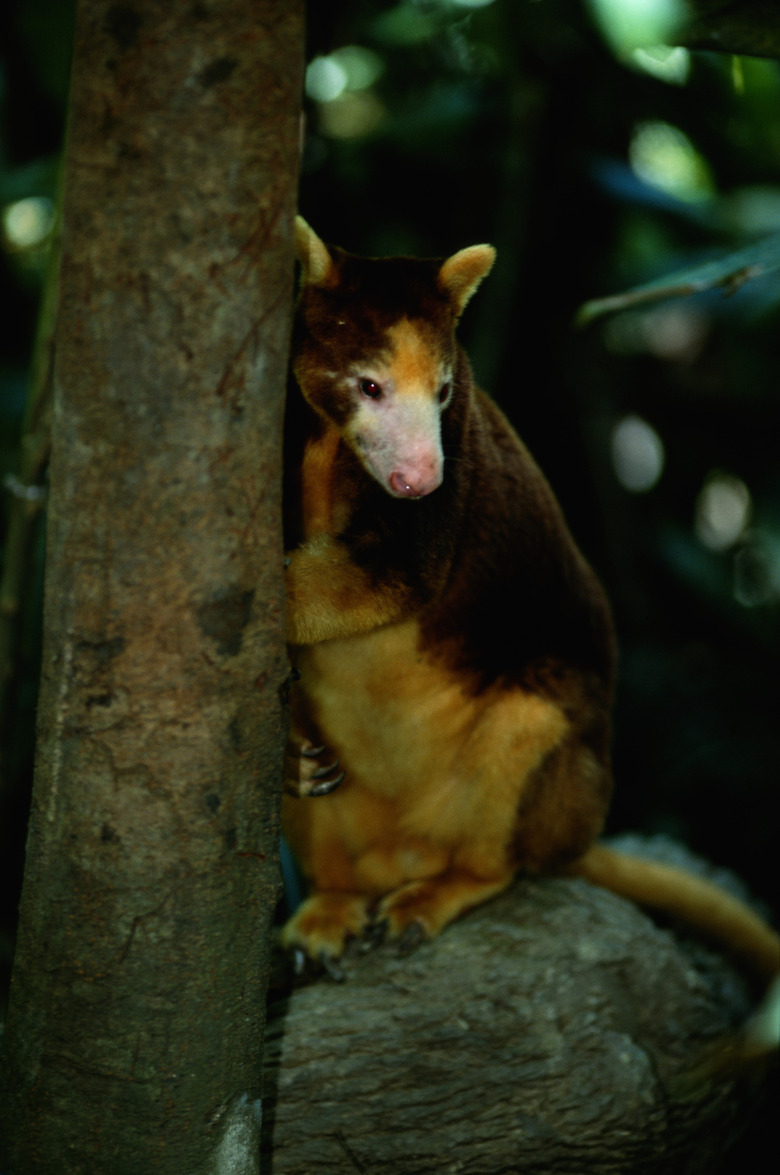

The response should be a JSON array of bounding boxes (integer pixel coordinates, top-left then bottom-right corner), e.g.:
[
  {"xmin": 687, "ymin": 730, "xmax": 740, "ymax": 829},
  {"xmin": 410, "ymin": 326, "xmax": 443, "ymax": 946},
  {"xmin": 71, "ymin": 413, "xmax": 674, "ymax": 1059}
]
[
  {"xmin": 2, "ymin": 197, "xmax": 54, "ymax": 251},
  {"xmin": 723, "ymin": 187, "xmax": 780, "ymax": 237},
  {"xmin": 734, "ymin": 539, "xmax": 780, "ymax": 609},
  {"xmin": 374, "ymin": 0, "xmax": 497, "ymax": 46},
  {"xmin": 695, "ymin": 474, "xmax": 751, "ymax": 553},
  {"xmin": 305, "ymin": 45, "xmax": 386, "ymax": 140},
  {"xmin": 630, "ymin": 44, "xmax": 690, "ymax": 85},
  {"xmin": 629, "ymin": 121, "xmax": 714, "ymax": 204},
  {"xmin": 604, "ymin": 304, "xmax": 709, "ymax": 362},
  {"xmin": 587, "ymin": 0, "xmax": 686, "ymax": 56},
  {"xmin": 305, "ymin": 56, "xmax": 350, "ymax": 103},
  {"xmin": 611, "ymin": 415, "xmax": 665, "ymax": 493},
  {"xmin": 690, "ymin": 477, "xmax": 780, "ymax": 613},
  {"xmin": 305, "ymin": 46, "xmax": 384, "ymax": 103},
  {"xmin": 317, "ymin": 91, "xmax": 386, "ymax": 141}
]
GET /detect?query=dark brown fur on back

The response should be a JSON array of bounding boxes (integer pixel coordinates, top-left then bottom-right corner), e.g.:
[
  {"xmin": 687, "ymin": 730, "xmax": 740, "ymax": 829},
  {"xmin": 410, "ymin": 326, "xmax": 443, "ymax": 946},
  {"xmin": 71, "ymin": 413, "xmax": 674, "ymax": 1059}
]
[{"xmin": 286, "ymin": 267, "xmax": 615, "ymax": 694}]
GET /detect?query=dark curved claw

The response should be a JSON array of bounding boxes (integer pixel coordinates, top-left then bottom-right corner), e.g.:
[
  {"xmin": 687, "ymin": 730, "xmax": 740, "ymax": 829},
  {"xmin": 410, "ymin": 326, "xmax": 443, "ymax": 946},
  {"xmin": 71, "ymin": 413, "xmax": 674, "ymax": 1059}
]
[
  {"xmin": 286, "ymin": 741, "xmax": 345, "ymax": 798},
  {"xmin": 397, "ymin": 920, "xmax": 427, "ymax": 957},
  {"xmin": 309, "ymin": 770, "xmax": 345, "ymax": 797},
  {"xmin": 361, "ymin": 916, "xmax": 389, "ymax": 952},
  {"xmin": 289, "ymin": 945, "xmax": 346, "ymax": 983},
  {"xmin": 318, "ymin": 950, "xmax": 346, "ymax": 983},
  {"xmin": 312, "ymin": 760, "xmax": 340, "ymax": 780},
  {"xmin": 300, "ymin": 744, "xmax": 326, "ymax": 758}
]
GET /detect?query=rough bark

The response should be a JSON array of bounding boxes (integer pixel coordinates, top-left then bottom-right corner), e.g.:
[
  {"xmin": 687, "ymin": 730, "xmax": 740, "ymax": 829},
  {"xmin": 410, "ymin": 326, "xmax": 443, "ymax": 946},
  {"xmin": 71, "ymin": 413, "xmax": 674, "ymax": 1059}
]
[
  {"xmin": 262, "ymin": 841, "xmax": 773, "ymax": 1175},
  {"xmin": 0, "ymin": 2, "xmax": 303, "ymax": 1173}
]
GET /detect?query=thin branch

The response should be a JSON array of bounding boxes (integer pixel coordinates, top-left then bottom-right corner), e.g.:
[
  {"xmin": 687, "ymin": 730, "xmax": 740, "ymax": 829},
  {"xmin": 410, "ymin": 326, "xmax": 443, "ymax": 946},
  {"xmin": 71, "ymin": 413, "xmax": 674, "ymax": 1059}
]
[{"xmin": 576, "ymin": 232, "xmax": 780, "ymax": 327}]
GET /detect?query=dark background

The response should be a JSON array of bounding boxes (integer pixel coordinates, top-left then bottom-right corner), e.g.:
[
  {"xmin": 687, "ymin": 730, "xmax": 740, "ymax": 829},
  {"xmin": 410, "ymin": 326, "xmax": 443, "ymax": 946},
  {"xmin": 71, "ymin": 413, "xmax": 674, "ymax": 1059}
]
[{"xmin": 1, "ymin": 0, "xmax": 778, "ymax": 1149}]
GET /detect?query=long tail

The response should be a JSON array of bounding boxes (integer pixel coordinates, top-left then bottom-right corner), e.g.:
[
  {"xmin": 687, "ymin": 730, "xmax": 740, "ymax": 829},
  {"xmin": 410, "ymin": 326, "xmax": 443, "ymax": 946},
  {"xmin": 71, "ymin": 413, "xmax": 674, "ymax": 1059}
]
[{"xmin": 571, "ymin": 844, "xmax": 780, "ymax": 986}]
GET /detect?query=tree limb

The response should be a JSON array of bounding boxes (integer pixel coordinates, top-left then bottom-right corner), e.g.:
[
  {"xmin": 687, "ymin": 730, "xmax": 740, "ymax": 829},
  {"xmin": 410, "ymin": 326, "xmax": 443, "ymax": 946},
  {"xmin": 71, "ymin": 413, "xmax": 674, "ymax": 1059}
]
[{"xmin": 262, "ymin": 842, "xmax": 774, "ymax": 1174}]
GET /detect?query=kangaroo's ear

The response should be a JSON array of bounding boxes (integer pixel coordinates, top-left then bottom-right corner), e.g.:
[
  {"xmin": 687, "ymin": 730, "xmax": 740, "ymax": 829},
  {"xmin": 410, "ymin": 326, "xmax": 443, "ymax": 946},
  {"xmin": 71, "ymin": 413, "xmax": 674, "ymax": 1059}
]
[
  {"xmin": 295, "ymin": 216, "xmax": 338, "ymax": 287},
  {"xmin": 437, "ymin": 244, "xmax": 496, "ymax": 316}
]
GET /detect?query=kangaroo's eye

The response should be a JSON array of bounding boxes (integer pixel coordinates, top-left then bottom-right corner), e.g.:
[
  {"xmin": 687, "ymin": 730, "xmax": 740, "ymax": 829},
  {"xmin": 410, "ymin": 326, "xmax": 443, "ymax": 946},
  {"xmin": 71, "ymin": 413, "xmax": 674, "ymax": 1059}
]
[
  {"xmin": 438, "ymin": 382, "xmax": 452, "ymax": 406},
  {"xmin": 358, "ymin": 378, "xmax": 383, "ymax": 400}
]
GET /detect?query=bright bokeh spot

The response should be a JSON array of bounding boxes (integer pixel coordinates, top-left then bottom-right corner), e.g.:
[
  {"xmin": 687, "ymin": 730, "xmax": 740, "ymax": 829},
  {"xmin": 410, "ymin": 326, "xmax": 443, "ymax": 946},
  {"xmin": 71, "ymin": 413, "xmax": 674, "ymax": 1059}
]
[
  {"xmin": 605, "ymin": 305, "xmax": 709, "ymax": 362},
  {"xmin": 306, "ymin": 45, "xmax": 386, "ymax": 139},
  {"xmin": 587, "ymin": 0, "xmax": 684, "ymax": 55},
  {"xmin": 317, "ymin": 91, "xmax": 386, "ymax": 140},
  {"xmin": 331, "ymin": 46, "xmax": 384, "ymax": 92},
  {"xmin": 631, "ymin": 45, "xmax": 690, "ymax": 85},
  {"xmin": 611, "ymin": 415, "xmax": 665, "ymax": 492},
  {"xmin": 306, "ymin": 56, "xmax": 349, "ymax": 103},
  {"xmin": 306, "ymin": 46, "xmax": 384, "ymax": 105},
  {"xmin": 629, "ymin": 121, "xmax": 714, "ymax": 203},
  {"xmin": 733, "ymin": 538, "xmax": 780, "ymax": 607},
  {"xmin": 2, "ymin": 196, "xmax": 54, "ymax": 251},
  {"xmin": 695, "ymin": 474, "xmax": 752, "ymax": 552}
]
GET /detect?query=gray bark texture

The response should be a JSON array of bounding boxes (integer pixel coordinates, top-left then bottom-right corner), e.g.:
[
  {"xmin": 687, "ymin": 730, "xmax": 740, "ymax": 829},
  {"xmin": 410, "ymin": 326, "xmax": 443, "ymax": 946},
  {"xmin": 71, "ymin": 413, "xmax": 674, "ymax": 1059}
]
[
  {"xmin": 0, "ymin": 2, "xmax": 303, "ymax": 1173},
  {"xmin": 261, "ymin": 840, "xmax": 774, "ymax": 1175}
]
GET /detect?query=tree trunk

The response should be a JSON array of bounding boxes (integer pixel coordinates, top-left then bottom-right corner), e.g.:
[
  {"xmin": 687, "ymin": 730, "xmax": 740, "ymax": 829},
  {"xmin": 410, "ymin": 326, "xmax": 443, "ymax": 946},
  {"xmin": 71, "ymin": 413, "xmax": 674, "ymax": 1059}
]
[
  {"xmin": 0, "ymin": 3, "xmax": 303, "ymax": 1173},
  {"xmin": 261, "ymin": 841, "xmax": 773, "ymax": 1175}
]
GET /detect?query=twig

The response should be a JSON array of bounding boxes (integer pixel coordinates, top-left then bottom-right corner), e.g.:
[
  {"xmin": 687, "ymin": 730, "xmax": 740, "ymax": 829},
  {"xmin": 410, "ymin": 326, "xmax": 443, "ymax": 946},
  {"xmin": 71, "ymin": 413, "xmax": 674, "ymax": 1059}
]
[{"xmin": 576, "ymin": 232, "xmax": 780, "ymax": 327}]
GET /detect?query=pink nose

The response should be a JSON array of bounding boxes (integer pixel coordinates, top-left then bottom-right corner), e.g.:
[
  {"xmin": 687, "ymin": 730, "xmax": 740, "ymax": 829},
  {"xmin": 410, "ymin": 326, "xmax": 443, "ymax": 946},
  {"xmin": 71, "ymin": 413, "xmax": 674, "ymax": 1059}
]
[{"xmin": 389, "ymin": 469, "xmax": 441, "ymax": 498}]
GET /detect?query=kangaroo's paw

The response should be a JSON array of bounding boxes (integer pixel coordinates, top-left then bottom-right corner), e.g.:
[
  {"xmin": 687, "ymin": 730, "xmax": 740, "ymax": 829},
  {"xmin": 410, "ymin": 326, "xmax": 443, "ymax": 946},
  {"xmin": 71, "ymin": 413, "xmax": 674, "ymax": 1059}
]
[
  {"xmin": 284, "ymin": 739, "xmax": 345, "ymax": 798},
  {"xmin": 281, "ymin": 891, "xmax": 371, "ymax": 973},
  {"xmin": 373, "ymin": 872, "xmax": 511, "ymax": 954}
]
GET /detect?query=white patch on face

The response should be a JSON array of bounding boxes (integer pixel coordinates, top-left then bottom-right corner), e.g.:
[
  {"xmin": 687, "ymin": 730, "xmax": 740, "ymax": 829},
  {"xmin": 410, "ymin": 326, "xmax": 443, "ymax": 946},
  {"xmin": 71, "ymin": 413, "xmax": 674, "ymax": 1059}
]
[
  {"xmin": 350, "ymin": 393, "xmax": 444, "ymax": 498},
  {"xmin": 343, "ymin": 319, "xmax": 452, "ymax": 499}
]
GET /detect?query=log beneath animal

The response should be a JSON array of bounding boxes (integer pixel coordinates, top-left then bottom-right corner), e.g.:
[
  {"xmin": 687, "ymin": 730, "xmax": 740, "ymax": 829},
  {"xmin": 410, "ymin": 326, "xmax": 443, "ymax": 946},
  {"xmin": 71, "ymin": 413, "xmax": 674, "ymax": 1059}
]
[{"xmin": 261, "ymin": 842, "xmax": 774, "ymax": 1175}]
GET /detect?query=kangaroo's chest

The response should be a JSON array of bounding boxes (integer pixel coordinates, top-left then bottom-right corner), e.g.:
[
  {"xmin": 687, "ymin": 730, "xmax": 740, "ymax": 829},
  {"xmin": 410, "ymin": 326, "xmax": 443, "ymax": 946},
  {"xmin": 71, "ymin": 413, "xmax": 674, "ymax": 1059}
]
[
  {"xmin": 289, "ymin": 619, "xmax": 571, "ymax": 853},
  {"xmin": 292, "ymin": 620, "xmax": 473, "ymax": 795}
]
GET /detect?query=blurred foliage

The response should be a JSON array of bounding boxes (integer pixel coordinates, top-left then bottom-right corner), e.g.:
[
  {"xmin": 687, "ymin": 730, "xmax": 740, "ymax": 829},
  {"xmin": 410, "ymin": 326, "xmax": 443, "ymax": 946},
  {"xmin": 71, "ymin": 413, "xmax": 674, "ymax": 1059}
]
[
  {"xmin": 1, "ymin": 1, "xmax": 778, "ymax": 1119},
  {"xmin": 1, "ymin": 0, "xmax": 73, "ymax": 1012}
]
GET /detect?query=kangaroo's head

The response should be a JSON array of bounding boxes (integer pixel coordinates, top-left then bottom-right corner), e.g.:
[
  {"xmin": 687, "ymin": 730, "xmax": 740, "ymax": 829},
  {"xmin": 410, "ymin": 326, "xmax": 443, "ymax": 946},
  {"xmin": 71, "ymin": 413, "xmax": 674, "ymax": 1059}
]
[{"xmin": 291, "ymin": 217, "xmax": 495, "ymax": 500}]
